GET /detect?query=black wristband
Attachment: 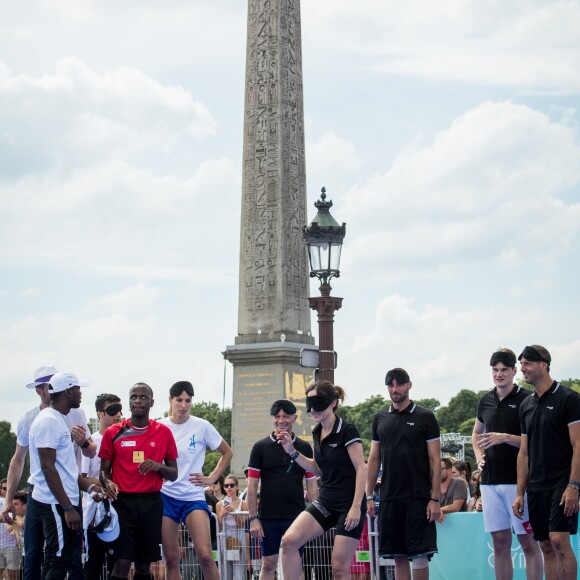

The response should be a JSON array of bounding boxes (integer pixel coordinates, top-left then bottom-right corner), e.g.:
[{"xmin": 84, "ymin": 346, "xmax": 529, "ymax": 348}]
[
  {"xmin": 248, "ymin": 515, "xmax": 260, "ymax": 523},
  {"xmin": 62, "ymin": 505, "xmax": 74, "ymax": 512},
  {"xmin": 81, "ymin": 440, "xmax": 90, "ymax": 449},
  {"xmin": 430, "ymin": 498, "xmax": 440, "ymax": 502}
]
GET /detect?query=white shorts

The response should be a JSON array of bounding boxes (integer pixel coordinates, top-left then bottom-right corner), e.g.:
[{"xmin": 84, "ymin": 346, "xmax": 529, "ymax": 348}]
[{"xmin": 481, "ymin": 484, "xmax": 533, "ymax": 535}]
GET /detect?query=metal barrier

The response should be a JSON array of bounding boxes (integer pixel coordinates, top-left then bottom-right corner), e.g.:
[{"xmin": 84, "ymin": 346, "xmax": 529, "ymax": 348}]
[{"xmin": 9, "ymin": 510, "xmax": 397, "ymax": 579}]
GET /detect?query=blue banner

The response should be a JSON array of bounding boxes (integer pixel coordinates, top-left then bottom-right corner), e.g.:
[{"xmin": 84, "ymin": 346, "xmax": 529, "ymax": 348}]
[{"xmin": 430, "ymin": 512, "xmax": 579, "ymax": 579}]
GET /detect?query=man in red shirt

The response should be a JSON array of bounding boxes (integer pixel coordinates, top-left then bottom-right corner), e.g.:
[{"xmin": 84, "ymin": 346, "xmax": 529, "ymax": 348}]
[{"xmin": 99, "ymin": 383, "xmax": 178, "ymax": 580}]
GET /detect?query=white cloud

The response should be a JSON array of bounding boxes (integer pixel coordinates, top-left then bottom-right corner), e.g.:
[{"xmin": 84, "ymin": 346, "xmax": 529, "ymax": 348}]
[
  {"xmin": 341, "ymin": 101, "xmax": 580, "ymax": 276},
  {"xmin": 0, "ymin": 57, "xmax": 216, "ymax": 177},
  {"xmin": 303, "ymin": 0, "xmax": 580, "ymax": 92},
  {"xmin": 89, "ymin": 284, "xmax": 161, "ymax": 312}
]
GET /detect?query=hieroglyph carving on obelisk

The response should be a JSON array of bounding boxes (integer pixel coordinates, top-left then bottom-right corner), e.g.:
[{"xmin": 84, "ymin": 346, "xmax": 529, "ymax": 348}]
[{"xmin": 237, "ymin": 0, "xmax": 312, "ymax": 346}]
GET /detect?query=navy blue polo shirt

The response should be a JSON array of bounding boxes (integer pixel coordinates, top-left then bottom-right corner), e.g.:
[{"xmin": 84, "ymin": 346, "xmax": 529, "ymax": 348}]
[
  {"xmin": 313, "ymin": 416, "xmax": 362, "ymax": 511},
  {"xmin": 520, "ymin": 382, "xmax": 580, "ymax": 492},
  {"xmin": 372, "ymin": 402, "xmax": 440, "ymax": 500},
  {"xmin": 476, "ymin": 385, "xmax": 531, "ymax": 485}
]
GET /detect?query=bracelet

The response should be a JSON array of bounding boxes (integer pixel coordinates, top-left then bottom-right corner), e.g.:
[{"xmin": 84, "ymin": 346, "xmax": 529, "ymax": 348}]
[
  {"xmin": 366, "ymin": 495, "xmax": 374, "ymax": 501},
  {"xmin": 248, "ymin": 515, "xmax": 260, "ymax": 523},
  {"xmin": 62, "ymin": 505, "xmax": 74, "ymax": 512},
  {"xmin": 81, "ymin": 440, "xmax": 90, "ymax": 449},
  {"xmin": 290, "ymin": 451, "xmax": 299, "ymax": 461},
  {"xmin": 87, "ymin": 484, "xmax": 95, "ymax": 494},
  {"xmin": 567, "ymin": 484, "xmax": 579, "ymax": 491},
  {"xmin": 430, "ymin": 498, "xmax": 440, "ymax": 502},
  {"xmin": 569, "ymin": 479, "xmax": 580, "ymax": 487}
]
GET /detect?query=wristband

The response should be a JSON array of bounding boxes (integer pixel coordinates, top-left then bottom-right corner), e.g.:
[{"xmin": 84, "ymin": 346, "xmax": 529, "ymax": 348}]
[
  {"xmin": 87, "ymin": 484, "xmax": 95, "ymax": 494},
  {"xmin": 366, "ymin": 495, "xmax": 374, "ymax": 501},
  {"xmin": 62, "ymin": 505, "xmax": 74, "ymax": 512},
  {"xmin": 248, "ymin": 515, "xmax": 260, "ymax": 523},
  {"xmin": 81, "ymin": 440, "xmax": 90, "ymax": 449},
  {"xmin": 569, "ymin": 479, "xmax": 580, "ymax": 487},
  {"xmin": 290, "ymin": 451, "xmax": 299, "ymax": 461},
  {"xmin": 430, "ymin": 498, "xmax": 440, "ymax": 502}
]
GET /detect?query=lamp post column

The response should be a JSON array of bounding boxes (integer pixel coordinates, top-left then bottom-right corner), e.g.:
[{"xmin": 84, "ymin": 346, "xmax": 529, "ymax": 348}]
[{"xmin": 308, "ymin": 283, "xmax": 343, "ymax": 383}]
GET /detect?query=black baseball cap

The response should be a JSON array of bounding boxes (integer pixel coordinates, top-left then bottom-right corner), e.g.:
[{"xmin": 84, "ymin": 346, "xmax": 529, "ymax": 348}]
[
  {"xmin": 385, "ymin": 368, "xmax": 410, "ymax": 386},
  {"xmin": 519, "ymin": 345, "xmax": 551, "ymax": 365},
  {"xmin": 270, "ymin": 399, "xmax": 297, "ymax": 415}
]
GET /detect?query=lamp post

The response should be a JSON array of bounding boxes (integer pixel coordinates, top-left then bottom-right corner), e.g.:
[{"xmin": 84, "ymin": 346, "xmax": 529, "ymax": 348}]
[{"xmin": 303, "ymin": 187, "xmax": 346, "ymax": 383}]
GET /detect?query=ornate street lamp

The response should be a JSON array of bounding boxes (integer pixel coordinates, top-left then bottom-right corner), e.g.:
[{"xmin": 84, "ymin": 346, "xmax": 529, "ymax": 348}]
[{"xmin": 303, "ymin": 187, "xmax": 346, "ymax": 383}]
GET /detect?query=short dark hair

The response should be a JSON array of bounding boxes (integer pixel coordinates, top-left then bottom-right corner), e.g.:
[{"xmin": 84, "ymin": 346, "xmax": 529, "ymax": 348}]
[
  {"xmin": 13, "ymin": 490, "xmax": 28, "ymax": 504},
  {"xmin": 490, "ymin": 348, "xmax": 516, "ymax": 368},
  {"xmin": 95, "ymin": 393, "xmax": 121, "ymax": 413},
  {"xmin": 441, "ymin": 457, "xmax": 453, "ymax": 469},
  {"xmin": 170, "ymin": 381, "xmax": 194, "ymax": 398},
  {"xmin": 131, "ymin": 382, "xmax": 153, "ymax": 398}
]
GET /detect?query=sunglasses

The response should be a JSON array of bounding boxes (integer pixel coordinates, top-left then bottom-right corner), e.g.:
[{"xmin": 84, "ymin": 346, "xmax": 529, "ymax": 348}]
[
  {"xmin": 224, "ymin": 483, "xmax": 237, "ymax": 489},
  {"xmin": 305, "ymin": 395, "xmax": 334, "ymax": 413},
  {"xmin": 101, "ymin": 404, "xmax": 122, "ymax": 416}
]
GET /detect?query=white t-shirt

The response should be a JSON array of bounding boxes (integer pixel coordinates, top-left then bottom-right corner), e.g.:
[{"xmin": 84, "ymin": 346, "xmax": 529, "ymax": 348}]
[
  {"xmin": 18, "ymin": 405, "xmax": 90, "ymax": 481},
  {"xmin": 160, "ymin": 416, "xmax": 223, "ymax": 501},
  {"xmin": 29, "ymin": 408, "xmax": 80, "ymax": 505},
  {"xmin": 81, "ymin": 430, "xmax": 103, "ymax": 529}
]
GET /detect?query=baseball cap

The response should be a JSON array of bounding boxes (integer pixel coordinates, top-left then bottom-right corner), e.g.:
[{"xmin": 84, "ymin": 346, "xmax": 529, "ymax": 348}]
[
  {"xmin": 26, "ymin": 366, "xmax": 58, "ymax": 389},
  {"xmin": 93, "ymin": 499, "xmax": 120, "ymax": 542},
  {"xmin": 385, "ymin": 368, "xmax": 410, "ymax": 386},
  {"xmin": 270, "ymin": 399, "xmax": 297, "ymax": 415},
  {"xmin": 519, "ymin": 345, "xmax": 551, "ymax": 365},
  {"xmin": 48, "ymin": 372, "xmax": 89, "ymax": 394}
]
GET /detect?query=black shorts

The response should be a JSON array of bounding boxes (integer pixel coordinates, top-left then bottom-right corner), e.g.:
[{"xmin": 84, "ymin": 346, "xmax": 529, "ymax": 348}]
[
  {"xmin": 379, "ymin": 498, "xmax": 437, "ymax": 559},
  {"xmin": 528, "ymin": 486, "xmax": 579, "ymax": 542},
  {"xmin": 305, "ymin": 500, "xmax": 366, "ymax": 540},
  {"xmin": 112, "ymin": 492, "xmax": 163, "ymax": 562}
]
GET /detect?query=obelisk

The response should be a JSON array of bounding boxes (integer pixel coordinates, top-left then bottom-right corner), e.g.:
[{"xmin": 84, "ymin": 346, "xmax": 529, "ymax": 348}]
[{"xmin": 224, "ymin": 0, "xmax": 316, "ymax": 475}]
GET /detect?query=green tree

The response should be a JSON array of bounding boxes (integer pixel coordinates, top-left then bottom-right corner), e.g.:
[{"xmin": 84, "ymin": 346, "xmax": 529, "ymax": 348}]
[
  {"xmin": 341, "ymin": 394, "xmax": 389, "ymax": 457},
  {"xmin": 0, "ymin": 421, "xmax": 29, "ymax": 490},
  {"xmin": 436, "ymin": 389, "xmax": 479, "ymax": 433},
  {"xmin": 415, "ymin": 398, "xmax": 441, "ymax": 413},
  {"xmin": 560, "ymin": 378, "xmax": 580, "ymax": 394}
]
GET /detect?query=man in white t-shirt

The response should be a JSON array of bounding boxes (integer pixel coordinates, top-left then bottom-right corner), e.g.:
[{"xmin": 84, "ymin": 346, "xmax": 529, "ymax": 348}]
[
  {"xmin": 2, "ymin": 366, "xmax": 97, "ymax": 580},
  {"xmin": 81, "ymin": 393, "xmax": 123, "ymax": 580},
  {"xmin": 29, "ymin": 372, "xmax": 102, "ymax": 580}
]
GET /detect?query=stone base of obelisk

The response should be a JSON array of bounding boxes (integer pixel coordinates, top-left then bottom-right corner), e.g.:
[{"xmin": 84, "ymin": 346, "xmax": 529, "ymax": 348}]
[{"xmin": 223, "ymin": 341, "xmax": 317, "ymax": 477}]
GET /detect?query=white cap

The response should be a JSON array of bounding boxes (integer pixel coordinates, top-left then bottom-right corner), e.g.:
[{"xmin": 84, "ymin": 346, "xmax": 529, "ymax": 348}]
[
  {"xmin": 48, "ymin": 372, "xmax": 89, "ymax": 394},
  {"xmin": 26, "ymin": 366, "xmax": 58, "ymax": 389},
  {"xmin": 93, "ymin": 500, "xmax": 120, "ymax": 542}
]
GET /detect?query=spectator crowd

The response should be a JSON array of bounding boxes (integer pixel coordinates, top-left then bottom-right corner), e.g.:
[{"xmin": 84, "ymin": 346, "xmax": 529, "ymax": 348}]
[{"xmin": 1, "ymin": 343, "xmax": 578, "ymax": 579}]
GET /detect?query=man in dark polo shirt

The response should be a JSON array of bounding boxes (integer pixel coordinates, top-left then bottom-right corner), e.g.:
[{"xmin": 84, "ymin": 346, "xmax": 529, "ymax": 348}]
[
  {"xmin": 513, "ymin": 345, "xmax": 580, "ymax": 580},
  {"xmin": 472, "ymin": 348, "xmax": 542, "ymax": 580},
  {"xmin": 367, "ymin": 368, "xmax": 441, "ymax": 580},
  {"xmin": 246, "ymin": 399, "xmax": 318, "ymax": 579}
]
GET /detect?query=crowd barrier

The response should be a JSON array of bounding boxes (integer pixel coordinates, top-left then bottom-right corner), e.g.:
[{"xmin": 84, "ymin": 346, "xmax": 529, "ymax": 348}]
[{"xmin": 5, "ymin": 510, "xmax": 580, "ymax": 578}]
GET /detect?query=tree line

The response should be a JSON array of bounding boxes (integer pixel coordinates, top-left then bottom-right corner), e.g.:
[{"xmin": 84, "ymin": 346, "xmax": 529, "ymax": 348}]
[{"xmin": 2, "ymin": 379, "xmax": 578, "ymax": 481}]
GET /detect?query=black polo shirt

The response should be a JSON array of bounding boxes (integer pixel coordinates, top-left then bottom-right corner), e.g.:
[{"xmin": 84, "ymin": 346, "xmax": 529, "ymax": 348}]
[
  {"xmin": 476, "ymin": 385, "xmax": 531, "ymax": 485},
  {"xmin": 372, "ymin": 402, "xmax": 440, "ymax": 500},
  {"xmin": 247, "ymin": 432, "xmax": 314, "ymax": 519},
  {"xmin": 313, "ymin": 416, "xmax": 362, "ymax": 510},
  {"xmin": 520, "ymin": 382, "xmax": 580, "ymax": 492}
]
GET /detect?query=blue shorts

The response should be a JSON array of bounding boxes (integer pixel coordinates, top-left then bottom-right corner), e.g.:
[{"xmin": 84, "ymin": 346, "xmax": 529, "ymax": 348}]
[
  {"xmin": 260, "ymin": 519, "xmax": 303, "ymax": 558},
  {"xmin": 161, "ymin": 493, "xmax": 211, "ymax": 525}
]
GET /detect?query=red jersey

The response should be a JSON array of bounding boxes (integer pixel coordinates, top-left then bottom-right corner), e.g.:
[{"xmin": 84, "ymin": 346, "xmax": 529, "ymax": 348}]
[{"xmin": 99, "ymin": 419, "xmax": 178, "ymax": 493}]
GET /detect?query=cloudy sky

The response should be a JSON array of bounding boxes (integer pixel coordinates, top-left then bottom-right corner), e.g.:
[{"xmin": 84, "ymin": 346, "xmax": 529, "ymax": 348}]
[{"xmin": 1, "ymin": 0, "xmax": 579, "ymax": 429}]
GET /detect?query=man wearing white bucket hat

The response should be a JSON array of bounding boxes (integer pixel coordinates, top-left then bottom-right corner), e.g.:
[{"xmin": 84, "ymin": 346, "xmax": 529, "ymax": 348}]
[
  {"xmin": 2, "ymin": 367, "xmax": 97, "ymax": 580},
  {"xmin": 28, "ymin": 372, "xmax": 105, "ymax": 580}
]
